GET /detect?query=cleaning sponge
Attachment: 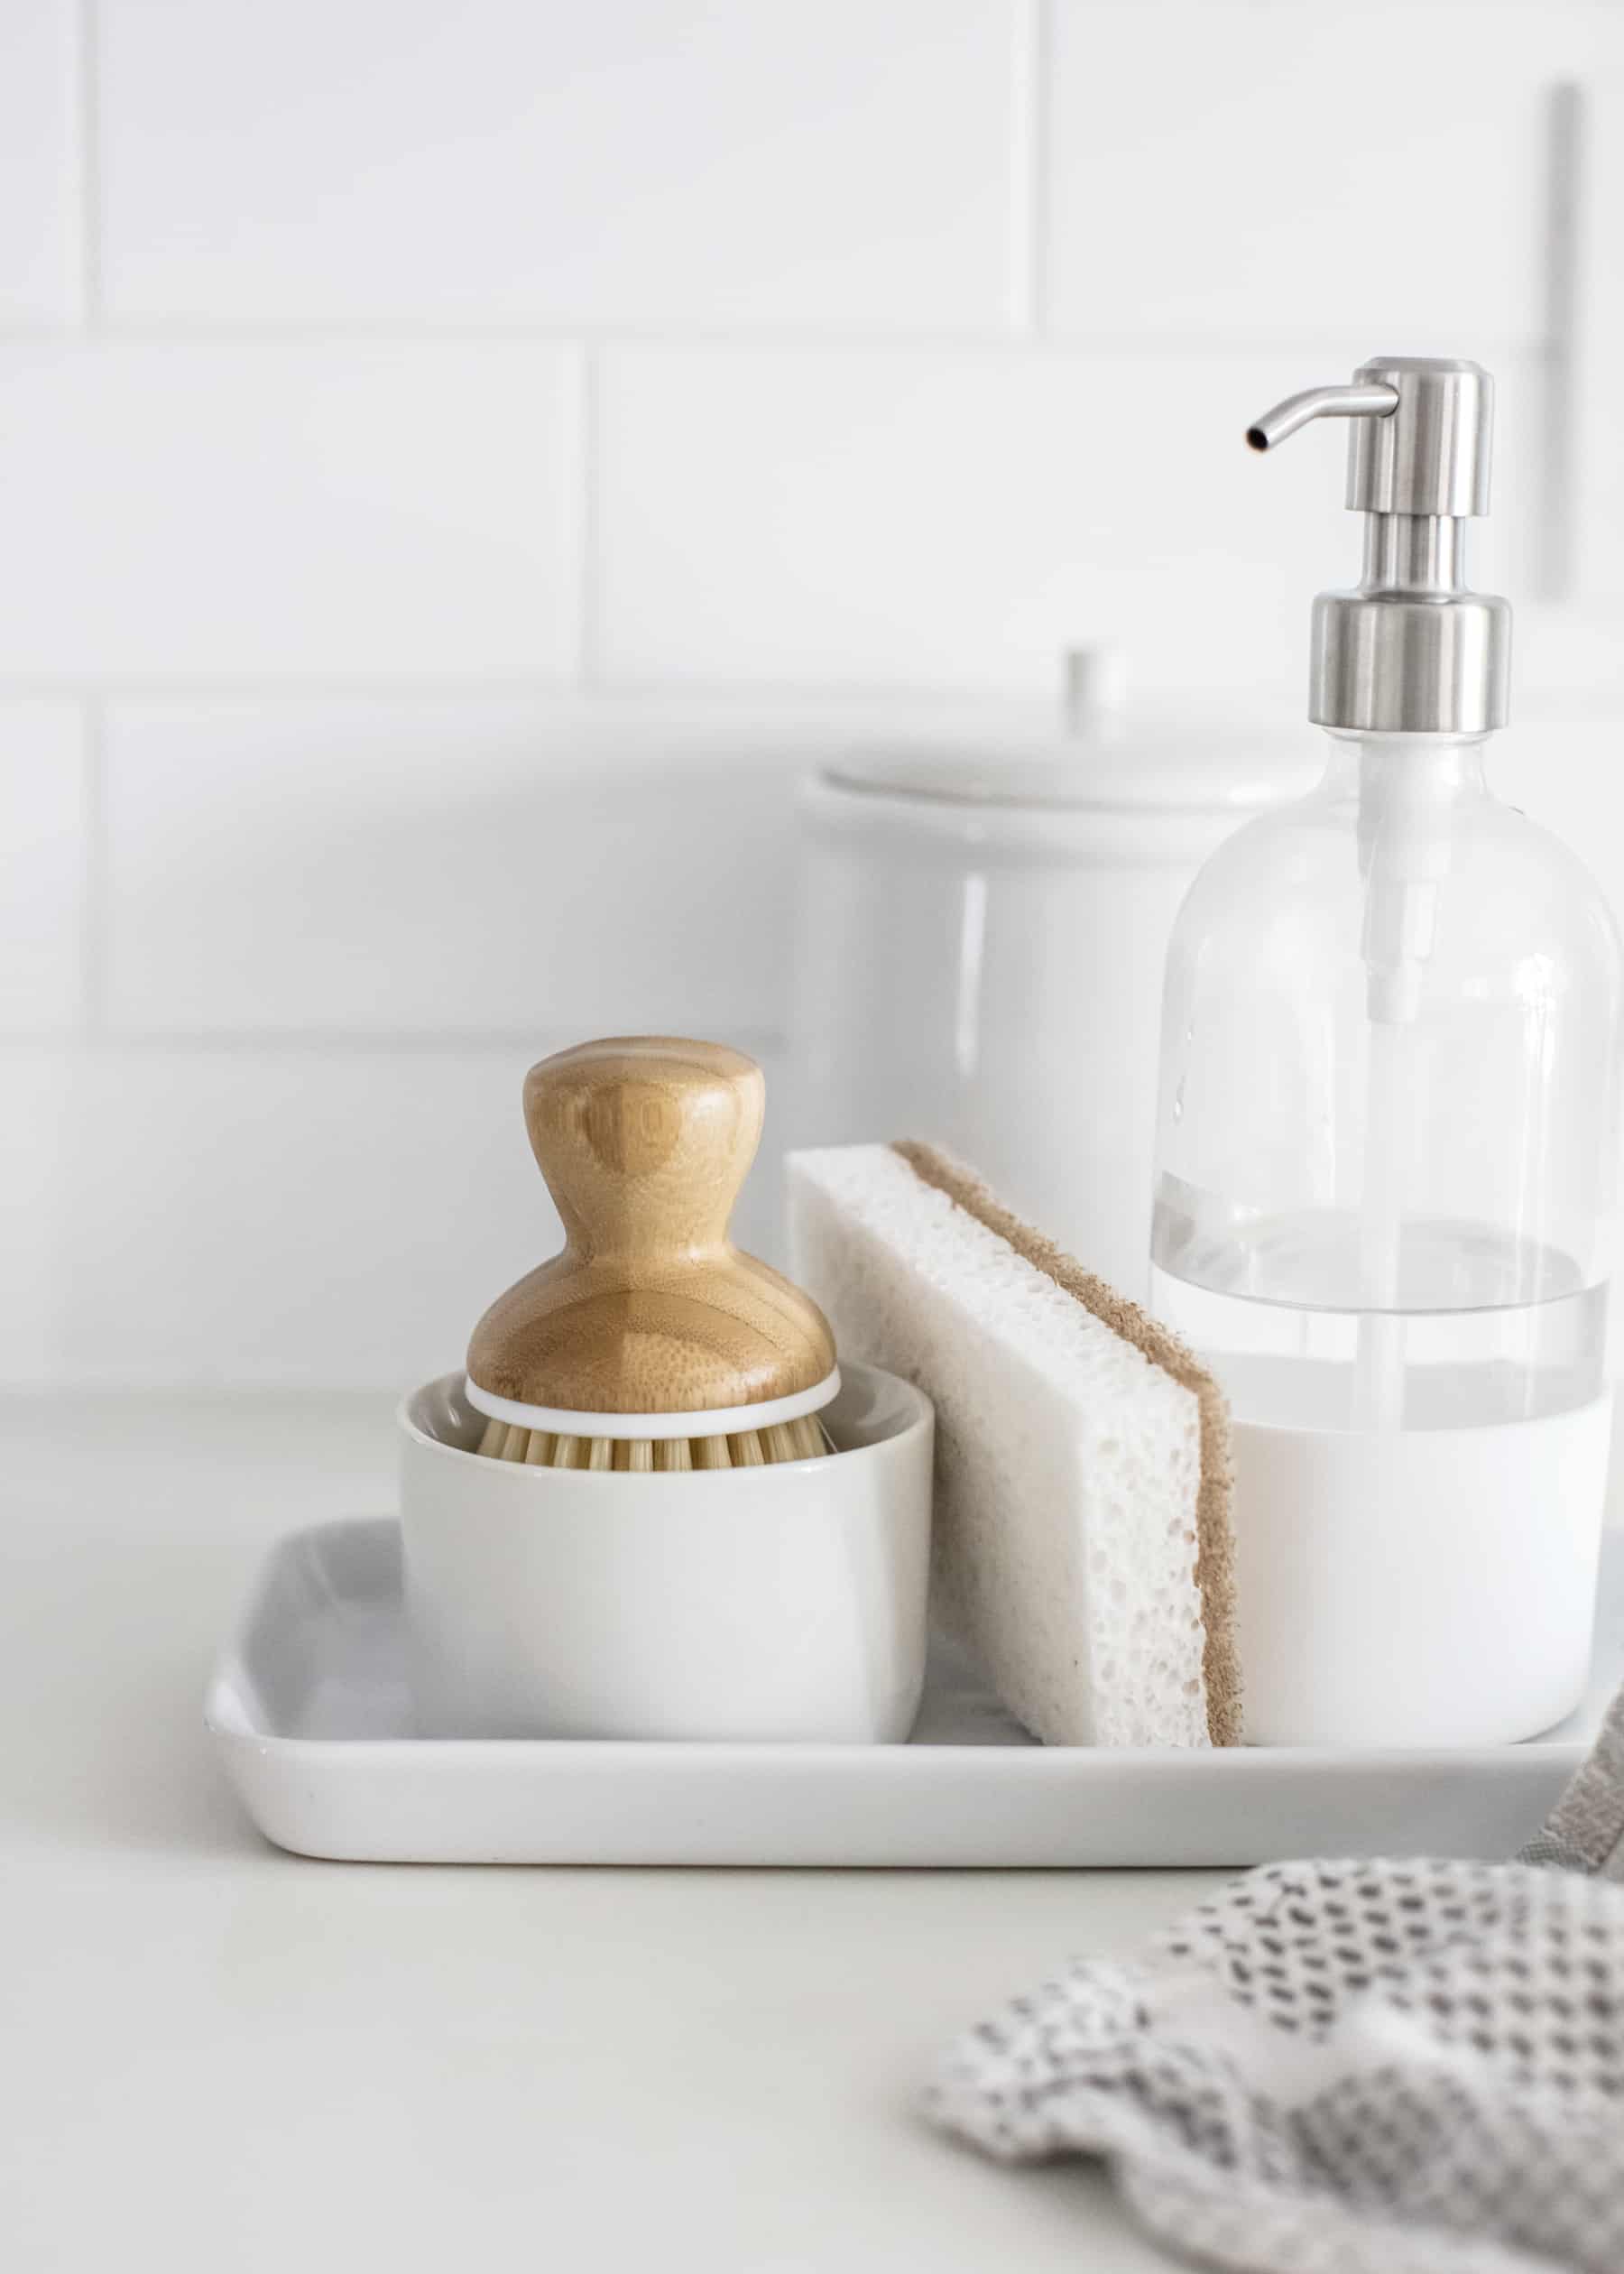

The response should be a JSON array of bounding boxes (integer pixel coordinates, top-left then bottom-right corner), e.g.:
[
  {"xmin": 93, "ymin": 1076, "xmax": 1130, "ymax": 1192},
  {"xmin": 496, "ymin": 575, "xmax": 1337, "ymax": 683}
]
[{"xmin": 786, "ymin": 1142, "xmax": 1239, "ymax": 1748}]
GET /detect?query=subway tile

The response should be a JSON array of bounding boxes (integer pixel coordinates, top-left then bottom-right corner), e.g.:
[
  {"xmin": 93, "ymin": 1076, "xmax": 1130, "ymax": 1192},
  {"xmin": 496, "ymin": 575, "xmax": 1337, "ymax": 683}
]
[
  {"xmin": 0, "ymin": 342, "xmax": 583, "ymax": 679},
  {"xmin": 104, "ymin": 698, "xmax": 820, "ymax": 1036},
  {"xmin": 1573, "ymin": 69, "xmax": 1624, "ymax": 607},
  {"xmin": 1044, "ymin": 1, "xmax": 1611, "ymax": 343},
  {"xmin": 2, "ymin": 1052, "xmax": 66, "ymax": 1382},
  {"xmin": 0, "ymin": 0, "xmax": 79, "ymax": 319},
  {"xmin": 0, "ymin": 1041, "xmax": 789, "ymax": 1386},
  {"xmin": 0, "ymin": 702, "xmax": 85, "ymax": 1032},
  {"xmin": 1, "ymin": 1045, "xmax": 550, "ymax": 1387},
  {"xmin": 596, "ymin": 345, "xmax": 1554, "ymax": 696},
  {"xmin": 99, "ymin": 0, "xmax": 1017, "ymax": 327}
]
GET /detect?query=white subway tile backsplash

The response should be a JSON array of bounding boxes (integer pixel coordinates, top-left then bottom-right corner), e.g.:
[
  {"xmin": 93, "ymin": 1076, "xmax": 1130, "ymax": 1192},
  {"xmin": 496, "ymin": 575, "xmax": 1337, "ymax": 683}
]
[
  {"xmin": 1045, "ymin": 1, "xmax": 1613, "ymax": 344},
  {"xmin": 0, "ymin": 702, "xmax": 85, "ymax": 1032},
  {"xmin": 104, "ymin": 698, "xmax": 813, "ymax": 1036},
  {"xmin": 98, "ymin": 0, "xmax": 1018, "ymax": 328},
  {"xmin": 0, "ymin": 1041, "xmax": 787, "ymax": 1387},
  {"xmin": 0, "ymin": 1045, "xmax": 548, "ymax": 1387},
  {"xmin": 0, "ymin": 0, "xmax": 79, "ymax": 320},
  {"xmin": 595, "ymin": 344, "xmax": 1486, "ymax": 695},
  {"xmin": 0, "ymin": 343, "xmax": 583, "ymax": 680},
  {"xmin": 2, "ymin": 0, "xmax": 1621, "ymax": 1393}
]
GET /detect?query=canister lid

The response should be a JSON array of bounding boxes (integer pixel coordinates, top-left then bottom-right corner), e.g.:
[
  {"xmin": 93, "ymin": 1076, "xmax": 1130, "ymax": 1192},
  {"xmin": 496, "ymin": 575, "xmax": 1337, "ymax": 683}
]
[
  {"xmin": 814, "ymin": 650, "xmax": 1310, "ymax": 827},
  {"xmin": 820, "ymin": 740, "xmax": 1308, "ymax": 812},
  {"xmin": 819, "ymin": 652, "xmax": 1312, "ymax": 814}
]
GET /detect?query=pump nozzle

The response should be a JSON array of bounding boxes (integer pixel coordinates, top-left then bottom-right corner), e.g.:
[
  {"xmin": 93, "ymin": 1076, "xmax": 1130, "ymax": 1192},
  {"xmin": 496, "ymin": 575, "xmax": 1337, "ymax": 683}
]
[{"xmin": 1245, "ymin": 383, "xmax": 1398, "ymax": 454}]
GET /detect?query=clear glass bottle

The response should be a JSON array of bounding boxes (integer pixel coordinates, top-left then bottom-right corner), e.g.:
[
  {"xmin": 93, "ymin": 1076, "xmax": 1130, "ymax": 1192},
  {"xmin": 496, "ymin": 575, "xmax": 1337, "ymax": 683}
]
[{"xmin": 1149, "ymin": 360, "xmax": 1623, "ymax": 1746}]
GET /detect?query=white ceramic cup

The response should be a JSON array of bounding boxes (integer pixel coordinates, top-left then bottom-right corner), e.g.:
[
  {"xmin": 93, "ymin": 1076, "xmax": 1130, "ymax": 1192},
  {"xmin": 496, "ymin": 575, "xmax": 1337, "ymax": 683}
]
[{"xmin": 398, "ymin": 1361, "xmax": 934, "ymax": 1742}]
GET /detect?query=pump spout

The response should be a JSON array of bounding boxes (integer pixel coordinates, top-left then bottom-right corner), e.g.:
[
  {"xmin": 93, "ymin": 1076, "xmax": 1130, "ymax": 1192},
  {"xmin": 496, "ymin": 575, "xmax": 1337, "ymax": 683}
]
[{"xmin": 1245, "ymin": 383, "xmax": 1398, "ymax": 452}]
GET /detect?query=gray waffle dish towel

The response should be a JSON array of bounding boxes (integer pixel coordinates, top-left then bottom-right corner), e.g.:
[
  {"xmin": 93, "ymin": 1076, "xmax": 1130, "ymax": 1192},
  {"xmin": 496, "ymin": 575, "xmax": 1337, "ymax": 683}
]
[{"xmin": 927, "ymin": 1687, "xmax": 1624, "ymax": 2274}]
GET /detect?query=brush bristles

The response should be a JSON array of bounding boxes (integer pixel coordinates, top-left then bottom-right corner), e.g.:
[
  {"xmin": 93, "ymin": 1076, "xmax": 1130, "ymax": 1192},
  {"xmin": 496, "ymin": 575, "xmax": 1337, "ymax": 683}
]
[{"xmin": 475, "ymin": 1412, "xmax": 834, "ymax": 1468}]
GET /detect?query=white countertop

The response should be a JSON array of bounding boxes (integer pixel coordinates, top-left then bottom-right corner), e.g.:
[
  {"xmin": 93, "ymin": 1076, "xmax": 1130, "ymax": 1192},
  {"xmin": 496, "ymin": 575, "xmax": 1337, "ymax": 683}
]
[{"xmin": 1, "ymin": 1391, "xmax": 1227, "ymax": 2273}]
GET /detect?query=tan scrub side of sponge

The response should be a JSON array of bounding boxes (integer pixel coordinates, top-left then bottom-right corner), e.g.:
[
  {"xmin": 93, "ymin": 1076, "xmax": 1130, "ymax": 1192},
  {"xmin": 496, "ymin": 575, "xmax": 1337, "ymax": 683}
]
[{"xmin": 786, "ymin": 1141, "xmax": 1240, "ymax": 1748}]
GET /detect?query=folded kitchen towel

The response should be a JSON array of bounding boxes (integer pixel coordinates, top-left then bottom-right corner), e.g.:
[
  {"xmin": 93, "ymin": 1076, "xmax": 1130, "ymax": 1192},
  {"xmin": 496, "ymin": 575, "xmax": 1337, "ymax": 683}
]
[{"xmin": 927, "ymin": 1683, "xmax": 1624, "ymax": 2274}]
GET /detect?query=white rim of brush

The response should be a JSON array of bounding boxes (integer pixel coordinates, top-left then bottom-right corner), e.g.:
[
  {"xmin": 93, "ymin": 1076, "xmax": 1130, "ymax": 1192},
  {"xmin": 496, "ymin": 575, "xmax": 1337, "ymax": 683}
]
[{"xmin": 462, "ymin": 1367, "xmax": 842, "ymax": 1441}]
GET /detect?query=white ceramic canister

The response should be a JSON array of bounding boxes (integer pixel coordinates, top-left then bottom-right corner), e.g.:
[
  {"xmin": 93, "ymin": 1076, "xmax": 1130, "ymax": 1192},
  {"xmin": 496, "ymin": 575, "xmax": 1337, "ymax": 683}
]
[
  {"xmin": 786, "ymin": 679, "xmax": 1312, "ymax": 1294},
  {"xmin": 399, "ymin": 1361, "xmax": 934, "ymax": 1742}
]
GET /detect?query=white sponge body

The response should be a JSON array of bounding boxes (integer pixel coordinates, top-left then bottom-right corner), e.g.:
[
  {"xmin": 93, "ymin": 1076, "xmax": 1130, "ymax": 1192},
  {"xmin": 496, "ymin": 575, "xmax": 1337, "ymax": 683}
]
[{"xmin": 787, "ymin": 1144, "xmax": 1211, "ymax": 1748}]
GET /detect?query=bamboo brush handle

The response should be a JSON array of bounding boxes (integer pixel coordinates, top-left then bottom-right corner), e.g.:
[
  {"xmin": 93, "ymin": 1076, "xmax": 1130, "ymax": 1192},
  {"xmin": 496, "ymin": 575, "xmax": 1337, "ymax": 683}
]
[
  {"xmin": 524, "ymin": 1036, "xmax": 764, "ymax": 1261},
  {"xmin": 467, "ymin": 1036, "xmax": 836, "ymax": 1418}
]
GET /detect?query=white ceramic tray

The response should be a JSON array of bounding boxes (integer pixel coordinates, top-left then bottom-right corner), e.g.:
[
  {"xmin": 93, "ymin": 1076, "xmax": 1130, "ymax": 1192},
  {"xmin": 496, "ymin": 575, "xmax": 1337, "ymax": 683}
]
[{"xmin": 206, "ymin": 1518, "xmax": 1621, "ymax": 1867}]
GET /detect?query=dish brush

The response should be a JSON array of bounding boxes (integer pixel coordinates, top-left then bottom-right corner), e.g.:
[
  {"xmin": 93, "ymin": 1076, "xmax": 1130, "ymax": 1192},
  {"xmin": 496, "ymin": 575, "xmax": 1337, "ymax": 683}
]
[{"xmin": 466, "ymin": 1036, "xmax": 840, "ymax": 1471}]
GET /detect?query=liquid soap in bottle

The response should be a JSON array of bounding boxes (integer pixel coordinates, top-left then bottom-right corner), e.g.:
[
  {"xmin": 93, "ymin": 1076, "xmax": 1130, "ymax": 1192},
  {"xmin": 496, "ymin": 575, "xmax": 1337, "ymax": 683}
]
[{"xmin": 1150, "ymin": 359, "xmax": 1622, "ymax": 1744}]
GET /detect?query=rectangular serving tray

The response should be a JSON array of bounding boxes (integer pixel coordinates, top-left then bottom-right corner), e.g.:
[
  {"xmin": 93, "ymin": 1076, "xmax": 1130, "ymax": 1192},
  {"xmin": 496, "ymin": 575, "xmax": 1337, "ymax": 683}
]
[{"xmin": 206, "ymin": 1518, "xmax": 1621, "ymax": 1867}]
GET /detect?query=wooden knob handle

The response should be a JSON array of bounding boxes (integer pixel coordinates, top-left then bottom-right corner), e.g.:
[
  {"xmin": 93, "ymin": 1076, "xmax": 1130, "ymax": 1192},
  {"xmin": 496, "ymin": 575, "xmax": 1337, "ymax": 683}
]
[
  {"xmin": 468, "ymin": 1037, "xmax": 836, "ymax": 1419},
  {"xmin": 524, "ymin": 1036, "xmax": 764, "ymax": 1260}
]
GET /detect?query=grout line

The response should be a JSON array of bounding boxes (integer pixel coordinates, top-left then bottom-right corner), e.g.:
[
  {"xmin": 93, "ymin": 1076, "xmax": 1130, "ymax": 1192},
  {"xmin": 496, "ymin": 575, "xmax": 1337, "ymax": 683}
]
[
  {"xmin": 7, "ymin": 672, "xmax": 1613, "ymax": 717},
  {"xmin": 0, "ymin": 675, "xmax": 591, "ymax": 701},
  {"xmin": 1536, "ymin": 80, "xmax": 1584, "ymax": 605},
  {"xmin": 577, "ymin": 346, "xmax": 603, "ymax": 688},
  {"xmin": 0, "ymin": 1026, "xmax": 791, "ymax": 1059},
  {"xmin": 79, "ymin": 693, "xmax": 109, "ymax": 1035},
  {"xmin": 0, "ymin": 312, "xmax": 1540, "ymax": 356},
  {"xmin": 0, "ymin": 671, "xmax": 1062, "ymax": 704},
  {"xmin": 0, "ymin": 675, "xmax": 1032, "ymax": 707},
  {"xmin": 75, "ymin": 0, "xmax": 102, "ymax": 324},
  {"xmin": 1007, "ymin": 0, "xmax": 1051, "ymax": 335}
]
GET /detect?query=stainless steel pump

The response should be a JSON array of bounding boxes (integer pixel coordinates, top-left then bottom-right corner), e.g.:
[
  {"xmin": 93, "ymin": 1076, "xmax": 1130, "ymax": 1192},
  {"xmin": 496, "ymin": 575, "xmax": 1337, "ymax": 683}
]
[{"xmin": 1247, "ymin": 356, "xmax": 1510, "ymax": 736}]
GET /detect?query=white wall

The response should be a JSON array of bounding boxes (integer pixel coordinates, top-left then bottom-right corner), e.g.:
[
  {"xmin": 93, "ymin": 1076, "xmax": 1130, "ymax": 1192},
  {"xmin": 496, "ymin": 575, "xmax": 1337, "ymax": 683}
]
[{"xmin": 5, "ymin": 0, "xmax": 1624, "ymax": 1387}]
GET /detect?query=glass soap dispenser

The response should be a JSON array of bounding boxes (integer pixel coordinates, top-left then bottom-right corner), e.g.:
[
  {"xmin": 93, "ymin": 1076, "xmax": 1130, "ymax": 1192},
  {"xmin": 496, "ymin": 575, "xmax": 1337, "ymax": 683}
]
[{"xmin": 1150, "ymin": 357, "xmax": 1622, "ymax": 1746}]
